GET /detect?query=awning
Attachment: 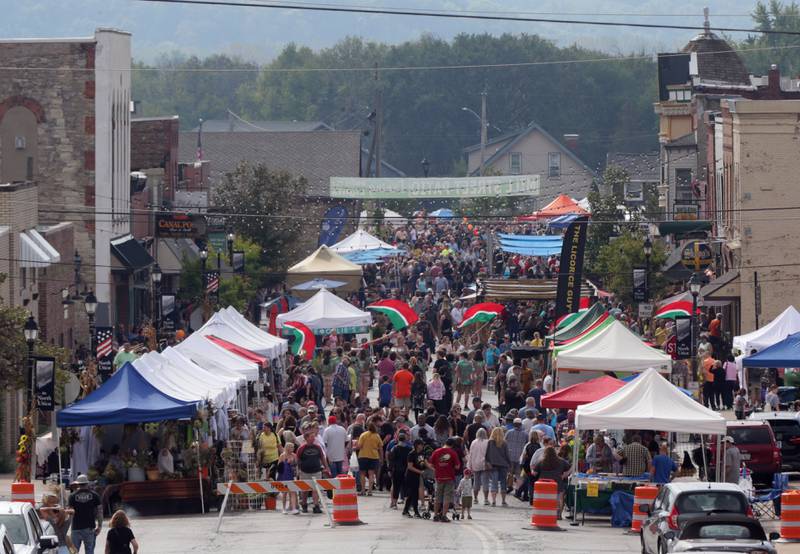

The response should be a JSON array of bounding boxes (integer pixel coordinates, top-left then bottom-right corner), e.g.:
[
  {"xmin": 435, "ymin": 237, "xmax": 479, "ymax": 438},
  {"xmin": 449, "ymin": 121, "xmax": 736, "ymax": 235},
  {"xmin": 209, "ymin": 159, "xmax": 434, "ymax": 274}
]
[
  {"xmin": 478, "ymin": 278, "xmax": 596, "ymax": 301},
  {"xmin": 111, "ymin": 234, "xmax": 154, "ymax": 271},
  {"xmin": 700, "ymin": 270, "xmax": 740, "ymax": 300},
  {"xmin": 657, "ymin": 220, "xmax": 712, "ymax": 236},
  {"xmin": 157, "ymin": 238, "xmax": 199, "ymax": 274},
  {"xmin": 205, "ymin": 335, "xmax": 267, "ymax": 367},
  {"xmin": 20, "ymin": 230, "xmax": 60, "ymax": 268}
]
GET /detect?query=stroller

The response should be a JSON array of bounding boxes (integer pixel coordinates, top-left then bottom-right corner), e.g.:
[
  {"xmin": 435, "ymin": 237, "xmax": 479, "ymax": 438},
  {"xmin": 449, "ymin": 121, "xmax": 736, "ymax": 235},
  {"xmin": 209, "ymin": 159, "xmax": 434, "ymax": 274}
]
[{"xmin": 420, "ymin": 477, "xmax": 460, "ymax": 520}]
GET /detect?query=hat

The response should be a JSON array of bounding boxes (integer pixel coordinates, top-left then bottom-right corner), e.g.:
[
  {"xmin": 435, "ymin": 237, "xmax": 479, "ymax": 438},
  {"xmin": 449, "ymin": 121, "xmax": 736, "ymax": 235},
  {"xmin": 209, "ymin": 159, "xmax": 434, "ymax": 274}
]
[
  {"xmin": 73, "ymin": 474, "xmax": 90, "ymax": 485},
  {"xmin": 308, "ymin": 405, "xmax": 318, "ymax": 412},
  {"xmin": 306, "ymin": 401, "xmax": 316, "ymax": 408},
  {"xmin": 724, "ymin": 435, "xmax": 735, "ymax": 443},
  {"xmin": 328, "ymin": 415, "xmax": 337, "ymax": 425},
  {"xmin": 513, "ymin": 418, "xmax": 523, "ymax": 425}
]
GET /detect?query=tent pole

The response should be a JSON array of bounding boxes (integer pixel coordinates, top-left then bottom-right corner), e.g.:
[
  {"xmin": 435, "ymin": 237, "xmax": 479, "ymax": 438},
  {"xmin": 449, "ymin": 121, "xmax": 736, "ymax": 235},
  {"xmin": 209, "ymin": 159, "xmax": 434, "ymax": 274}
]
[
  {"xmin": 700, "ymin": 435, "xmax": 708, "ymax": 482},
  {"xmin": 570, "ymin": 432, "xmax": 580, "ymax": 526},
  {"xmin": 716, "ymin": 435, "xmax": 722, "ymax": 483},
  {"xmin": 196, "ymin": 429, "xmax": 205, "ymax": 514},
  {"xmin": 56, "ymin": 426, "xmax": 64, "ymax": 505}
]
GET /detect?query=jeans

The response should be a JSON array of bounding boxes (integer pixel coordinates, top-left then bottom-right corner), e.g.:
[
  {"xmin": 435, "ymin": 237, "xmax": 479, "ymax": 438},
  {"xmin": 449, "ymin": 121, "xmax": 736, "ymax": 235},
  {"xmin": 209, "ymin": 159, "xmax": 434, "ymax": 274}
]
[
  {"xmin": 72, "ymin": 528, "xmax": 96, "ymax": 554},
  {"xmin": 487, "ymin": 467, "xmax": 508, "ymax": 493},
  {"xmin": 329, "ymin": 460, "xmax": 344, "ymax": 477}
]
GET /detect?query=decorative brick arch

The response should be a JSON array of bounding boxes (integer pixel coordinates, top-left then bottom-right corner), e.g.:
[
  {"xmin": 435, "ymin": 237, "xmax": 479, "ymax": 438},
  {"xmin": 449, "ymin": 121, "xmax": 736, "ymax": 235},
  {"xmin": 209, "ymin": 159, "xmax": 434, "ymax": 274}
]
[{"xmin": 0, "ymin": 95, "xmax": 46, "ymax": 124}]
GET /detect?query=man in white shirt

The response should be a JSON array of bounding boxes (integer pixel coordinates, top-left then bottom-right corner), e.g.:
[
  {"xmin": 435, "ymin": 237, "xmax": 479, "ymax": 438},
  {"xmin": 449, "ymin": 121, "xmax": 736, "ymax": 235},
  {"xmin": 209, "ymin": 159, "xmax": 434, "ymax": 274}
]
[
  {"xmin": 322, "ymin": 416, "xmax": 348, "ymax": 476},
  {"xmin": 542, "ymin": 373, "xmax": 554, "ymax": 393},
  {"xmin": 450, "ymin": 300, "xmax": 466, "ymax": 327}
]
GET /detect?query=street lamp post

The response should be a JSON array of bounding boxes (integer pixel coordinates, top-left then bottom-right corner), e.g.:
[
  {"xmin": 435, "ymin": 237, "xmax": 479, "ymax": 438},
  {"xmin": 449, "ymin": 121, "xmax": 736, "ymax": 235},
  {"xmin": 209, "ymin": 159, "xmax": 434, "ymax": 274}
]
[
  {"xmin": 84, "ymin": 290, "xmax": 97, "ymax": 359},
  {"xmin": 421, "ymin": 157, "xmax": 430, "ymax": 177},
  {"xmin": 689, "ymin": 272, "xmax": 702, "ymax": 380},
  {"xmin": 227, "ymin": 233, "xmax": 235, "ymax": 266},
  {"xmin": 200, "ymin": 248, "xmax": 209, "ymax": 321},
  {"xmin": 151, "ymin": 263, "xmax": 162, "ymax": 332},
  {"xmin": 23, "ymin": 316, "xmax": 38, "ymax": 417},
  {"xmin": 643, "ymin": 237, "xmax": 653, "ymax": 302}
]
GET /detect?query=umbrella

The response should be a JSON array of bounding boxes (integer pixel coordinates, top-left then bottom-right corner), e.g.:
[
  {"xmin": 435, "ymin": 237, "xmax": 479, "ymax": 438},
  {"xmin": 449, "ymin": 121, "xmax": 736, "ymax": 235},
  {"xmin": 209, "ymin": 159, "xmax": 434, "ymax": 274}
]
[
  {"xmin": 291, "ymin": 278, "xmax": 347, "ymax": 291},
  {"xmin": 430, "ymin": 208, "xmax": 454, "ymax": 218}
]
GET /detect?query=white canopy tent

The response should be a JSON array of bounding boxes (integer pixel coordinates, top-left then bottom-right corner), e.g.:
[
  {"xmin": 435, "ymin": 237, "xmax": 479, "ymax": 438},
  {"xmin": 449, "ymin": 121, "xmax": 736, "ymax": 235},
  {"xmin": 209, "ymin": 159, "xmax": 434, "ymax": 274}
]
[
  {"xmin": 575, "ymin": 368, "xmax": 727, "ymax": 434},
  {"xmin": 275, "ymin": 288, "xmax": 372, "ymax": 335},
  {"xmin": 197, "ymin": 312, "xmax": 285, "ymax": 360},
  {"xmin": 164, "ymin": 345, "xmax": 246, "ymax": 387},
  {"xmin": 175, "ymin": 332, "xmax": 260, "ymax": 381},
  {"xmin": 132, "ymin": 352, "xmax": 238, "ymax": 407},
  {"xmin": 359, "ymin": 209, "xmax": 407, "ymax": 228},
  {"xmin": 217, "ymin": 307, "xmax": 288, "ymax": 356},
  {"xmin": 555, "ymin": 319, "xmax": 672, "ymax": 374},
  {"xmin": 330, "ymin": 229, "xmax": 396, "ymax": 253},
  {"xmin": 733, "ymin": 305, "xmax": 800, "ymax": 354}
]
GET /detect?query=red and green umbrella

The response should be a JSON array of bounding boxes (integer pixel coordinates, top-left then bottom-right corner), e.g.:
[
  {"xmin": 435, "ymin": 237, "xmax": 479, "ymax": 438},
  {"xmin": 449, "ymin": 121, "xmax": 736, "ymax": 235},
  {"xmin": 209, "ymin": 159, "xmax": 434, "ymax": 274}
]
[
  {"xmin": 459, "ymin": 302, "xmax": 505, "ymax": 328},
  {"xmin": 367, "ymin": 299, "xmax": 419, "ymax": 330},
  {"xmin": 283, "ymin": 321, "xmax": 316, "ymax": 360}
]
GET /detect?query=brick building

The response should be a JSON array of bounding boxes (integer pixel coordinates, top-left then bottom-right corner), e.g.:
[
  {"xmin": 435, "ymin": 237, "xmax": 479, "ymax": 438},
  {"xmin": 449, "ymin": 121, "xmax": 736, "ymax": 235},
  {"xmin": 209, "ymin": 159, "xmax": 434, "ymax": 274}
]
[{"xmin": 0, "ymin": 28, "xmax": 151, "ymax": 333}]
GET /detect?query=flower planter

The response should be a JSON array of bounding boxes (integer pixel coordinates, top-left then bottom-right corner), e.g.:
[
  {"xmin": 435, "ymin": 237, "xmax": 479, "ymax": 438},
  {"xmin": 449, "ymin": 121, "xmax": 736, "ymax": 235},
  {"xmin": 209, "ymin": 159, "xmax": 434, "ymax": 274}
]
[
  {"xmin": 127, "ymin": 466, "xmax": 146, "ymax": 482},
  {"xmin": 146, "ymin": 469, "xmax": 160, "ymax": 481}
]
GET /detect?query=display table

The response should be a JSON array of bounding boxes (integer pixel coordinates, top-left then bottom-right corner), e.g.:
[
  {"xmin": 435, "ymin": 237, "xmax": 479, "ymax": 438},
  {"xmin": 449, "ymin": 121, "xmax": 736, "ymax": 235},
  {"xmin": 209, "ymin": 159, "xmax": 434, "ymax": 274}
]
[
  {"xmin": 566, "ymin": 473, "xmax": 651, "ymax": 525},
  {"xmin": 119, "ymin": 478, "xmax": 210, "ymax": 514}
]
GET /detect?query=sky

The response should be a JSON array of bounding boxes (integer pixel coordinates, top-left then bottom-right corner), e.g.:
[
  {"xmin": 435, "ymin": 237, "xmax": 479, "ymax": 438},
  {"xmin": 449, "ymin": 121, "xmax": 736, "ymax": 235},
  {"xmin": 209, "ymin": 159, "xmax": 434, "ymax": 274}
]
[{"xmin": 1, "ymin": 0, "xmax": 764, "ymax": 62}]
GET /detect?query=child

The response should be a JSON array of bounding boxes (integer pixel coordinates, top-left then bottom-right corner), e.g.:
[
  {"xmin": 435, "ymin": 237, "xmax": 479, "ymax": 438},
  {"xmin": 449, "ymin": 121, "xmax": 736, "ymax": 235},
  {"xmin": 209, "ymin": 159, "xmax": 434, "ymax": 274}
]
[
  {"xmin": 379, "ymin": 376, "xmax": 393, "ymax": 409},
  {"xmin": 456, "ymin": 469, "xmax": 474, "ymax": 520},
  {"xmin": 277, "ymin": 443, "xmax": 299, "ymax": 514},
  {"xmin": 734, "ymin": 388, "xmax": 749, "ymax": 420}
]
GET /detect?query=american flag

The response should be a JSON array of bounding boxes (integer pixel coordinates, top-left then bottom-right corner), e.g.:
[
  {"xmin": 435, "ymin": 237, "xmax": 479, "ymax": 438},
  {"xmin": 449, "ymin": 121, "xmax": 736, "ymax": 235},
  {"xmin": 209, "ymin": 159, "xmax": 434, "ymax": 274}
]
[
  {"xmin": 206, "ymin": 271, "xmax": 220, "ymax": 294},
  {"xmin": 95, "ymin": 327, "xmax": 113, "ymax": 359}
]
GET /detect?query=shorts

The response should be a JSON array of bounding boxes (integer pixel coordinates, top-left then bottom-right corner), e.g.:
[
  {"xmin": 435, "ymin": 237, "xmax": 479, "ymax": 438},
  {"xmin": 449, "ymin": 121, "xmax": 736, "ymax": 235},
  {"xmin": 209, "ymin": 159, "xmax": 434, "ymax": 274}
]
[
  {"xmin": 458, "ymin": 384, "xmax": 472, "ymax": 393},
  {"xmin": 461, "ymin": 496, "xmax": 473, "ymax": 508},
  {"xmin": 358, "ymin": 458, "xmax": 379, "ymax": 473},
  {"xmin": 298, "ymin": 470, "xmax": 323, "ymax": 481},
  {"xmin": 395, "ymin": 396, "xmax": 412, "ymax": 409},
  {"xmin": 435, "ymin": 480, "xmax": 455, "ymax": 507}
]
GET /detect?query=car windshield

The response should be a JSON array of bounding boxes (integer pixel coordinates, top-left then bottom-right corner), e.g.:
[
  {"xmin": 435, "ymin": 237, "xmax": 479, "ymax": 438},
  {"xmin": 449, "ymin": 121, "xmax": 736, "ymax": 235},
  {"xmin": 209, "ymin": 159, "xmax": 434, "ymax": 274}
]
[
  {"xmin": 682, "ymin": 523, "xmax": 764, "ymax": 540},
  {"xmin": 0, "ymin": 514, "xmax": 28, "ymax": 544},
  {"xmin": 676, "ymin": 492, "xmax": 747, "ymax": 514},
  {"xmin": 768, "ymin": 420, "xmax": 800, "ymax": 440},
  {"xmin": 728, "ymin": 426, "xmax": 771, "ymax": 445}
]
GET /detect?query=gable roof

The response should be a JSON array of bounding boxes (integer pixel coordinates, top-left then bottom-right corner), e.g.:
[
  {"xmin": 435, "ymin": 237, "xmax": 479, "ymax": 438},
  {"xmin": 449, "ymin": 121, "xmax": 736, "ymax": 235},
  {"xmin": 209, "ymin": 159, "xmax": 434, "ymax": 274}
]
[
  {"xmin": 606, "ymin": 152, "xmax": 660, "ymax": 182},
  {"xmin": 683, "ymin": 30, "xmax": 749, "ymax": 86},
  {"xmin": 465, "ymin": 122, "xmax": 594, "ymax": 176},
  {"xmin": 178, "ymin": 130, "xmax": 361, "ymax": 196},
  {"xmin": 664, "ymin": 132, "xmax": 697, "ymax": 148},
  {"xmin": 190, "ymin": 119, "xmax": 331, "ymax": 133}
]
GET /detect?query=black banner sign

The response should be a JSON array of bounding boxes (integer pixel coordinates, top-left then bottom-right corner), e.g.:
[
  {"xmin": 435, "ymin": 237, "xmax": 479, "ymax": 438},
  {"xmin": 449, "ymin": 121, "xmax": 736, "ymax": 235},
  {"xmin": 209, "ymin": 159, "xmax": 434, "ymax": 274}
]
[
  {"xmin": 161, "ymin": 294, "xmax": 176, "ymax": 332},
  {"xmin": 632, "ymin": 267, "xmax": 647, "ymax": 303},
  {"xmin": 555, "ymin": 215, "xmax": 589, "ymax": 318},
  {"xmin": 35, "ymin": 356, "xmax": 55, "ymax": 411},
  {"xmin": 232, "ymin": 251, "xmax": 245, "ymax": 274},
  {"xmin": 675, "ymin": 316, "xmax": 692, "ymax": 359}
]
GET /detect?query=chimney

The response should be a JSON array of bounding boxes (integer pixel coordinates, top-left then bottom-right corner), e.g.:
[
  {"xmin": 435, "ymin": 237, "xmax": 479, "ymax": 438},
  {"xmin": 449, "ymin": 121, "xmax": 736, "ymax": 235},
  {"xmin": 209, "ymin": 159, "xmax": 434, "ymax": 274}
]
[
  {"xmin": 768, "ymin": 64, "xmax": 780, "ymax": 96},
  {"xmin": 563, "ymin": 134, "xmax": 579, "ymax": 151}
]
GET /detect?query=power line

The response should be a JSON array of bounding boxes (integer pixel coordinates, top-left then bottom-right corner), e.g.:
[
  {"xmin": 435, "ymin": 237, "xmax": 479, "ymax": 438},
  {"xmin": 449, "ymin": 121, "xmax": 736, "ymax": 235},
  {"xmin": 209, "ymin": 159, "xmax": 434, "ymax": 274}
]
[{"xmin": 132, "ymin": 0, "xmax": 800, "ymax": 36}]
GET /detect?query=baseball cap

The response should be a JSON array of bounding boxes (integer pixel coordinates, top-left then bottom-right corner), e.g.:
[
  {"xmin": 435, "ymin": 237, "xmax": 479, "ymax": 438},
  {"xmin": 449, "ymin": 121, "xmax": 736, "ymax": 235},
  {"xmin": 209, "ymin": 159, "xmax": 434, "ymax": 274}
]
[
  {"xmin": 513, "ymin": 418, "xmax": 523, "ymax": 425},
  {"xmin": 328, "ymin": 415, "xmax": 337, "ymax": 425},
  {"xmin": 724, "ymin": 435, "xmax": 735, "ymax": 443}
]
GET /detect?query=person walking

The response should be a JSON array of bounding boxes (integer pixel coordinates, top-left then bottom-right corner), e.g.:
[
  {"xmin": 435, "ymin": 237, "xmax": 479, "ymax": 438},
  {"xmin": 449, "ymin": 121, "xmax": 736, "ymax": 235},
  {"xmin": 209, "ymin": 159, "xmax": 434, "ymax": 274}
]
[
  {"xmin": 296, "ymin": 429, "xmax": 331, "ymax": 513},
  {"xmin": 277, "ymin": 443, "xmax": 299, "ymax": 514},
  {"xmin": 388, "ymin": 431, "xmax": 412, "ymax": 509},
  {"xmin": 723, "ymin": 436, "xmax": 743, "ymax": 484},
  {"xmin": 104, "ymin": 510, "xmax": 138, "ymax": 554},
  {"xmin": 467, "ymin": 427, "xmax": 490, "ymax": 504},
  {"xmin": 256, "ymin": 421, "xmax": 283, "ymax": 480},
  {"xmin": 38, "ymin": 492, "xmax": 73, "ymax": 554},
  {"xmin": 393, "ymin": 364, "xmax": 415, "ymax": 411},
  {"xmin": 454, "ymin": 352, "xmax": 474, "ymax": 409},
  {"xmin": 504, "ymin": 418, "xmax": 527, "ymax": 494},
  {"xmin": 402, "ymin": 439, "xmax": 428, "ymax": 518},
  {"xmin": 456, "ymin": 469, "xmax": 474, "ymax": 520},
  {"xmin": 427, "ymin": 373, "xmax": 446, "ymax": 414},
  {"xmin": 355, "ymin": 422, "xmax": 384, "ymax": 496},
  {"xmin": 430, "ymin": 437, "xmax": 461, "ymax": 522},
  {"xmin": 485, "ymin": 427, "xmax": 511, "ymax": 506},
  {"xmin": 68, "ymin": 474, "xmax": 102, "ymax": 554},
  {"xmin": 723, "ymin": 354, "xmax": 739, "ymax": 410},
  {"xmin": 531, "ymin": 446, "xmax": 572, "ymax": 519},
  {"xmin": 322, "ymin": 415, "xmax": 347, "ymax": 477},
  {"xmin": 515, "ymin": 430, "xmax": 540, "ymax": 502}
]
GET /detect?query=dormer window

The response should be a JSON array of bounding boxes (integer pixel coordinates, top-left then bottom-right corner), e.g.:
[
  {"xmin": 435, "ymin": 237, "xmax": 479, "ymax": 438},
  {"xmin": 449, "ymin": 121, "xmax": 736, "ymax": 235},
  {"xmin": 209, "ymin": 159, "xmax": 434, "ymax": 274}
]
[{"xmin": 668, "ymin": 88, "xmax": 691, "ymax": 102}]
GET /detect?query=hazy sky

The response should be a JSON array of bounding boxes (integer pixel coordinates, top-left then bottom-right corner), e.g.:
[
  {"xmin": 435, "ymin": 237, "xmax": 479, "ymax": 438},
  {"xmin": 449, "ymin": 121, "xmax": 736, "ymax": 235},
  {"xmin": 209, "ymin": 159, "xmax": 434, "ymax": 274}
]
[{"xmin": 1, "ymin": 0, "xmax": 763, "ymax": 62}]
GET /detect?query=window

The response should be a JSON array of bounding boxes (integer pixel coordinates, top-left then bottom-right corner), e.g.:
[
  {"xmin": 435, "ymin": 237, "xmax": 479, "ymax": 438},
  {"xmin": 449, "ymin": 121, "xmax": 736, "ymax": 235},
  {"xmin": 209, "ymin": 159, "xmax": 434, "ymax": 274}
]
[
  {"xmin": 548, "ymin": 152, "xmax": 561, "ymax": 178},
  {"xmin": 14, "ymin": 136, "xmax": 26, "ymax": 150},
  {"xmin": 675, "ymin": 168, "xmax": 693, "ymax": 201},
  {"xmin": 625, "ymin": 181, "xmax": 644, "ymax": 202},
  {"xmin": 509, "ymin": 152, "xmax": 522, "ymax": 174},
  {"xmin": 668, "ymin": 88, "xmax": 691, "ymax": 102},
  {"xmin": 25, "ymin": 157, "xmax": 33, "ymax": 180}
]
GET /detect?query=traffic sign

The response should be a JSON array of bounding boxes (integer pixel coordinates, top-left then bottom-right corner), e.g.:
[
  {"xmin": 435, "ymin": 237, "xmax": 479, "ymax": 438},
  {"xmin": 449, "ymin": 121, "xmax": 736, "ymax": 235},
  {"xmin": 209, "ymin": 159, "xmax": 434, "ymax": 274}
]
[{"xmin": 680, "ymin": 241, "xmax": 712, "ymax": 271}]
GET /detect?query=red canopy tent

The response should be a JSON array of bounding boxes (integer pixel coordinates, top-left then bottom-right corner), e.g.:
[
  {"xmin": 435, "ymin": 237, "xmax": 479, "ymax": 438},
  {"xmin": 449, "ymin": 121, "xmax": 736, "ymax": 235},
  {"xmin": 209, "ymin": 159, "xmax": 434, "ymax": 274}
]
[
  {"xmin": 540, "ymin": 375, "xmax": 625, "ymax": 409},
  {"xmin": 206, "ymin": 335, "xmax": 267, "ymax": 367},
  {"xmin": 517, "ymin": 194, "xmax": 589, "ymax": 221}
]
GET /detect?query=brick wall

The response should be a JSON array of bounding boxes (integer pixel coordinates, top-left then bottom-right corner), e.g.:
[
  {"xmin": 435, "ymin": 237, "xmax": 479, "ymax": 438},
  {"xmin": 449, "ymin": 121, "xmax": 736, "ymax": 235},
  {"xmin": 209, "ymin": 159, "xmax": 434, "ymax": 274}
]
[
  {"xmin": 39, "ymin": 222, "xmax": 76, "ymax": 348},
  {"xmin": 0, "ymin": 181, "xmax": 39, "ymax": 309},
  {"xmin": 132, "ymin": 117, "xmax": 179, "ymax": 202}
]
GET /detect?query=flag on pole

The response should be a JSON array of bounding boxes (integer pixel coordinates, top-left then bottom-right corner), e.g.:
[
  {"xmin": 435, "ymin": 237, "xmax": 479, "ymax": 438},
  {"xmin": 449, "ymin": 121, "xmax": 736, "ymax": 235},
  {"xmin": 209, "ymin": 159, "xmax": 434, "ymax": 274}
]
[
  {"xmin": 459, "ymin": 302, "xmax": 505, "ymax": 328},
  {"xmin": 366, "ymin": 299, "xmax": 419, "ymax": 330},
  {"xmin": 205, "ymin": 271, "xmax": 220, "ymax": 294},
  {"xmin": 95, "ymin": 327, "xmax": 113, "ymax": 359},
  {"xmin": 283, "ymin": 321, "xmax": 316, "ymax": 360}
]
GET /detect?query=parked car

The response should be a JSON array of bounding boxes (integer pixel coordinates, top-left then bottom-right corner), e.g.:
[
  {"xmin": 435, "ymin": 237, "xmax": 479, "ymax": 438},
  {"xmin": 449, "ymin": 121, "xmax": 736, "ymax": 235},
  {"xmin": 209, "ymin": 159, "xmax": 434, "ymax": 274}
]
[
  {"xmin": 640, "ymin": 482, "xmax": 752, "ymax": 554},
  {"xmin": 0, "ymin": 502, "xmax": 58, "ymax": 554},
  {"xmin": 748, "ymin": 411, "xmax": 800, "ymax": 471},
  {"xmin": 778, "ymin": 386, "xmax": 798, "ymax": 410},
  {"xmin": 0, "ymin": 526, "xmax": 14, "ymax": 554},
  {"xmin": 659, "ymin": 514, "xmax": 778, "ymax": 553},
  {"xmin": 710, "ymin": 421, "xmax": 781, "ymax": 484}
]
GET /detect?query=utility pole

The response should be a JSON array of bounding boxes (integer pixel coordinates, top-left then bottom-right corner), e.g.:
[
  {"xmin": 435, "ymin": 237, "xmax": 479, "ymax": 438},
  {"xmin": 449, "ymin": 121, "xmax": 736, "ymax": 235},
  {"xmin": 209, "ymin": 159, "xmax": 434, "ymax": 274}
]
[
  {"xmin": 375, "ymin": 79, "xmax": 383, "ymax": 178},
  {"xmin": 479, "ymin": 88, "xmax": 487, "ymax": 176}
]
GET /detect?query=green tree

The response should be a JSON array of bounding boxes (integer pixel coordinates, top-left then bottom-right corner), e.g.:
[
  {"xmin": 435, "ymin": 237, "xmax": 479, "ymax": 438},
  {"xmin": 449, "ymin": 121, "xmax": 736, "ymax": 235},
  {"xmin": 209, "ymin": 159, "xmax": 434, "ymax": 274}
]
[
  {"xmin": 585, "ymin": 167, "xmax": 627, "ymax": 269},
  {"xmin": 594, "ymin": 230, "xmax": 669, "ymax": 306},
  {"xmin": 740, "ymin": 1, "xmax": 800, "ymax": 75},
  {"xmin": 212, "ymin": 162, "xmax": 307, "ymax": 282}
]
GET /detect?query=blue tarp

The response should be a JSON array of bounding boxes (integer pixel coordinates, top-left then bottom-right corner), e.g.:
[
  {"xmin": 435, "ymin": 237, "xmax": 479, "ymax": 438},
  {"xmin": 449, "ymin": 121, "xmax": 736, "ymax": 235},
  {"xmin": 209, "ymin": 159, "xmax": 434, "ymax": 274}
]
[
  {"xmin": 57, "ymin": 363, "xmax": 197, "ymax": 427},
  {"xmin": 498, "ymin": 233, "xmax": 564, "ymax": 256},
  {"xmin": 341, "ymin": 247, "xmax": 405, "ymax": 265},
  {"xmin": 498, "ymin": 234, "xmax": 564, "ymax": 244},
  {"xmin": 610, "ymin": 491, "xmax": 634, "ymax": 527},
  {"xmin": 743, "ymin": 332, "xmax": 800, "ymax": 367},
  {"xmin": 499, "ymin": 245, "xmax": 564, "ymax": 256}
]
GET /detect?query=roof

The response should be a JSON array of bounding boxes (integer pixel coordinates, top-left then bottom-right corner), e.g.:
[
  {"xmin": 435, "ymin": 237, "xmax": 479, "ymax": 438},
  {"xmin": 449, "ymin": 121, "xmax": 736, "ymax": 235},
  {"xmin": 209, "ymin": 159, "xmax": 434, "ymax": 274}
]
[
  {"xmin": 287, "ymin": 245, "xmax": 363, "ymax": 275},
  {"xmin": 110, "ymin": 234, "xmax": 154, "ymax": 271},
  {"xmin": 179, "ymin": 130, "xmax": 361, "ymax": 196},
  {"xmin": 683, "ymin": 30, "xmax": 749, "ymax": 85},
  {"xmin": 743, "ymin": 332, "xmax": 800, "ymax": 368},
  {"xmin": 664, "ymin": 482, "xmax": 745, "ymax": 493},
  {"xmin": 275, "ymin": 288, "xmax": 372, "ymax": 334},
  {"xmin": 605, "ymin": 152, "xmax": 660, "ymax": 182},
  {"xmin": 190, "ymin": 118, "xmax": 331, "ymax": 133},
  {"xmin": 664, "ymin": 132, "xmax": 697, "ymax": 148},
  {"xmin": 734, "ymin": 306, "xmax": 800, "ymax": 354},
  {"xmin": 540, "ymin": 376, "xmax": 625, "ymax": 409},
  {"xmin": 464, "ymin": 122, "xmax": 594, "ymax": 176}
]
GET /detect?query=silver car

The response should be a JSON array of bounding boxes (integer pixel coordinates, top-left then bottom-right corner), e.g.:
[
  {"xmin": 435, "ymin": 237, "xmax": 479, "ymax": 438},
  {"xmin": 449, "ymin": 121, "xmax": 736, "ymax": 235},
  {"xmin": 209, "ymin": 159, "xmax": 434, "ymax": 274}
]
[{"xmin": 661, "ymin": 514, "xmax": 778, "ymax": 553}]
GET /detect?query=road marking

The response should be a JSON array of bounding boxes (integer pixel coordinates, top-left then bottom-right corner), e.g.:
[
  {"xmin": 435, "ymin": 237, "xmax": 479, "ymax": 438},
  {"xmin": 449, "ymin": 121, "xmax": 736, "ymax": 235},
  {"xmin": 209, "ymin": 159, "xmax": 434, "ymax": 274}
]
[{"xmin": 464, "ymin": 517, "xmax": 506, "ymax": 554}]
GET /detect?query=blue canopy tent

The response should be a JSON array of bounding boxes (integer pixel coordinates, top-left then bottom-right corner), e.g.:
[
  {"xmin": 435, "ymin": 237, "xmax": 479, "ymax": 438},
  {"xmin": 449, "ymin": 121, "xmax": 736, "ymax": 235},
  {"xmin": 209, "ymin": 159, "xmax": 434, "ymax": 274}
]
[
  {"xmin": 743, "ymin": 332, "xmax": 800, "ymax": 367},
  {"xmin": 341, "ymin": 247, "xmax": 405, "ymax": 265},
  {"xmin": 430, "ymin": 208, "xmax": 454, "ymax": 218},
  {"xmin": 548, "ymin": 214, "xmax": 579, "ymax": 230},
  {"xmin": 57, "ymin": 363, "xmax": 198, "ymax": 427}
]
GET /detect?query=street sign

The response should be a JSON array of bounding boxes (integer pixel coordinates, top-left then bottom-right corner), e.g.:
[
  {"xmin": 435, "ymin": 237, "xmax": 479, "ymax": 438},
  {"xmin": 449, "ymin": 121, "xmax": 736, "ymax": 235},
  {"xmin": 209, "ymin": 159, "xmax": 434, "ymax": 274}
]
[
  {"xmin": 638, "ymin": 303, "xmax": 654, "ymax": 318},
  {"xmin": 156, "ymin": 213, "xmax": 205, "ymax": 238},
  {"xmin": 680, "ymin": 240, "xmax": 713, "ymax": 271}
]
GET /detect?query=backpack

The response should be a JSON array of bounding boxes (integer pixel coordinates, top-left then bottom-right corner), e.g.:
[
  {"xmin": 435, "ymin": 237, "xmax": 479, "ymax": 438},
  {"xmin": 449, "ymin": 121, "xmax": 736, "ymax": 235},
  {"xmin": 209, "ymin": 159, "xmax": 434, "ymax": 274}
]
[
  {"xmin": 298, "ymin": 444, "xmax": 323, "ymax": 474},
  {"xmin": 521, "ymin": 442, "xmax": 540, "ymax": 474}
]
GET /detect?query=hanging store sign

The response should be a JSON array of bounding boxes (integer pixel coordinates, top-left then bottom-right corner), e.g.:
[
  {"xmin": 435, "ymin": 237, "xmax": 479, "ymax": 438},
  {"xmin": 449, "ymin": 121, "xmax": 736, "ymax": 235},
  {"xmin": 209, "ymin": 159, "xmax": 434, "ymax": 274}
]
[
  {"xmin": 156, "ymin": 214, "xmax": 205, "ymax": 238},
  {"xmin": 329, "ymin": 175, "xmax": 540, "ymax": 199}
]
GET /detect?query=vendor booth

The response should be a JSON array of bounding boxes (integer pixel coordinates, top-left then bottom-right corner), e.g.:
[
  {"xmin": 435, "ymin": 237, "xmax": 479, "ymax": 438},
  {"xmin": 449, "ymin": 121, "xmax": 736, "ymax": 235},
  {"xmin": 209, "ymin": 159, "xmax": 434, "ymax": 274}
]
[
  {"xmin": 330, "ymin": 229, "xmax": 397, "ymax": 253},
  {"xmin": 285, "ymin": 245, "xmax": 363, "ymax": 297},
  {"xmin": 734, "ymin": 306, "xmax": 800, "ymax": 354},
  {"xmin": 554, "ymin": 319, "xmax": 672, "ymax": 387},
  {"xmin": 568, "ymin": 368, "xmax": 727, "ymax": 524},
  {"xmin": 275, "ymin": 287, "xmax": 372, "ymax": 335},
  {"xmin": 197, "ymin": 311, "xmax": 287, "ymax": 361},
  {"xmin": 176, "ymin": 332, "xmax": 260, "ymax": 381},
  {"xmin": 540, "ymin": 376, "xmax": 625, "ymax": 409}
]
